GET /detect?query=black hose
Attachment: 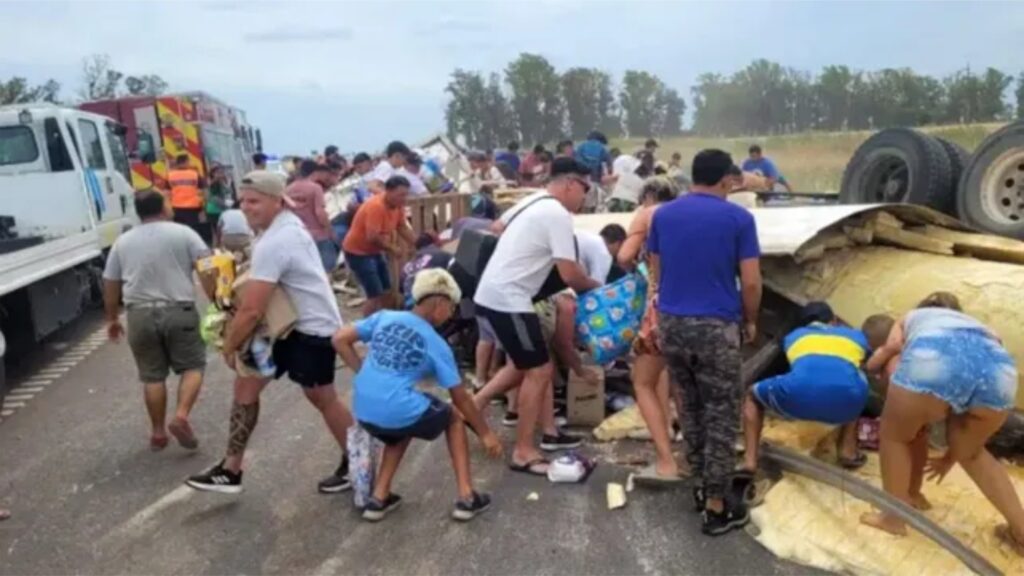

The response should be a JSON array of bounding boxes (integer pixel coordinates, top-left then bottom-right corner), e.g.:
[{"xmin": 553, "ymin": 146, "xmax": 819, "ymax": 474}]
[{"xmin": 760, "ymin": 444, "xmax": 1002, "ymax": 576}]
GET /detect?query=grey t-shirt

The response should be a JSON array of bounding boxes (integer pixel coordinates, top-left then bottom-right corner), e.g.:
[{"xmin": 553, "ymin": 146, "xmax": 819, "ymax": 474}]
[
  {"xmin": 103, "ymin": 221, "xmax": 210, "ymax": 305},
  {"xmin": 250, "ymin": 210, "xmax": 342, "ymax": 337}
]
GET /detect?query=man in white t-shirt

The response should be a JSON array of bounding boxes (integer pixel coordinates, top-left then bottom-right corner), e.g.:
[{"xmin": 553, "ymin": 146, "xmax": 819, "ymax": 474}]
[
  {"xmin": 368, "ymin": 141, "xmax": 411, "ymax": 196},
  {"xmin": 608, "ymin": 151, "xmax": 645, "ymax": 212},
  {"xmin": 473, "ymin": 157, "xmax": 601, "ymax": 475},
  {"xmin": 187, "ymin": 170, "xmax": 355, "ymax": 496},
  {"xmin": 575, "ymin": 230, "xmax": 613, "ymax": 284}
]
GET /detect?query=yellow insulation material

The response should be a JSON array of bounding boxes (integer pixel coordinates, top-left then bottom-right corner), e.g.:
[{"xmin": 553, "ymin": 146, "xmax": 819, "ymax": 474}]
[{"xmin": 754, "ymin": 420, "xmax": 1024, "ymax": 575}]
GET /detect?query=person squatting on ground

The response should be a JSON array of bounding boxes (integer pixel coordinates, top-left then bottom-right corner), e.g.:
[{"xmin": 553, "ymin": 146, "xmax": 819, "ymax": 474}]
[
  {"xmin": 342, "ymin": 175, "xmax": 416, "ymax": 316},
  {"xmin": 332, "ymin": 268, "xmax": 503, "ymax": 522},
  {"xmin": 103, "ymin": 190, "xmax": 212, "ymax": 451},
  {"xmin": 185, "ymin": 171, "xmax": 354, "ymax": 495},
  {"xmin": 859, "ymin": 292, "xmax": 1024, "ymax": 556},
  {"xmin": 648, "ymin": 149, "xmax": 762, "ymax": 536},
  {"xmin": 473, "ymin": 158, "xmax": 601, "ymax": 475},
  {"xmin": 741, "ymin": 302, "xmax": 894, "ymax": 475},
  {"xmin": 616, "ymin": 176, "xmax": 682, "ymax": 484}
]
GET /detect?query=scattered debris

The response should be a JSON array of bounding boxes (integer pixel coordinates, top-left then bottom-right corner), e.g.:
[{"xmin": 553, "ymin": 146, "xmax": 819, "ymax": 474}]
[
  {"xmin": 526, "ymin": 492, "xmax": 539, "ymax": 502},
  {"xmin": 606, "ymin": 483, "xmax": 627, "ymax": 510}
]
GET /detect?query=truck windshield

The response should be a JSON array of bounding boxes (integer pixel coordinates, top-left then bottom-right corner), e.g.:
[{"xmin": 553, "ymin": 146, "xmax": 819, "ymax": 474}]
[{"xmin": 0, "ymin": 125, "xmax": 40, "ymax": 165}]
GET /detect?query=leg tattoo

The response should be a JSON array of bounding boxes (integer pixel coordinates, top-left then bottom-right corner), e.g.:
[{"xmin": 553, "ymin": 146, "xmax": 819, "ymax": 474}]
[{"xmin": 227, "ymin": 401, "xmax": 260, "ymax": 457}]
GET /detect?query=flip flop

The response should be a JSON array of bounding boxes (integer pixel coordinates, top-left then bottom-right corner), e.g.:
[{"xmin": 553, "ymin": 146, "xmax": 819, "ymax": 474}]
[
  {"xmin": 995, "ymin": 524, "xmax": 1024, "ymax": 557},
  {"xmin": 838, "ymin": 452, "xmax": 868, "ymax": 470},
  {"xmin": 632, "ymin": 464, "xmax": 684, "ymax": 486},
  {"xmin": 509, "ymin": 457, "xmax": 550, "ymax": 477}
]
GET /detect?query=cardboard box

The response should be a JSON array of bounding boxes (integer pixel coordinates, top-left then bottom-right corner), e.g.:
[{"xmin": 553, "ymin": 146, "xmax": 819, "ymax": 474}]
[
  {"xmin": 567, "ymin": 364, "xmax": 605, "ymax": 427},
  {"xmin": 232, "ymin": 272, "xmax": 297, "ymax": 340}
]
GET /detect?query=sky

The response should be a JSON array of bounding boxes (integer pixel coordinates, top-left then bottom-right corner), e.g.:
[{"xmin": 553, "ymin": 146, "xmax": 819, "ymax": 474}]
[{"xmin": 2, "ymin": 0, "xmax": 1023, "ymax": 155}]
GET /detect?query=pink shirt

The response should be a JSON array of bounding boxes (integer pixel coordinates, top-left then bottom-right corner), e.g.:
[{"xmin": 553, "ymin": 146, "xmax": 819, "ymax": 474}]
[{"xmin": 285, "ymin": 179, "xmax": 331, "ymax": 241}]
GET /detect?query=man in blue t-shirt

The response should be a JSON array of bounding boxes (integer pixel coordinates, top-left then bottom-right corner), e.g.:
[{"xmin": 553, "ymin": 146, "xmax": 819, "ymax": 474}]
[
  {"xmin": 333, "ymin": 269, "xmax": 502, "ymax": 522},
  {"xmin": 741, "ymin": 145, "xmax": 793, "ymax": 192},
  {"xmin": 647, "ymin": 148, "xmax": 762, "ymax": 537},
  {"xmin": 741, "ymin": 302, "xmax": 894, "ymax": 476},
  {"xmin": 574, "ymin": 131, "xmax": 612, "ymax": 182},
  {"xmin": 494, "ymin": 141, "xmax": 521, "ymax": 177}
]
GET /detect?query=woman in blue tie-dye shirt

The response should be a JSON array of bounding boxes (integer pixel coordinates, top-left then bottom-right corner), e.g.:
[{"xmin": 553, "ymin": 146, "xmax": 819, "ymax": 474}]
[{"xmin": 861, "ymin": 292, "xmax": 1024, "ymax": 556}]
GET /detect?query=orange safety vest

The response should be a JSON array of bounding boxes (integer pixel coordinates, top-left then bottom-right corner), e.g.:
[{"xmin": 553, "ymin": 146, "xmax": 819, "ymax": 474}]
[{"xmin": 168, "ymin": 168, "xmax": 202, "ymax": 209}]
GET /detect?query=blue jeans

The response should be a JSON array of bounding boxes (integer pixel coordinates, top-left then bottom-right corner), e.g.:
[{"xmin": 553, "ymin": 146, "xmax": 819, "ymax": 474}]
[
  {"xmin": 345, "ymin": 252, "xmax": 391, "ymax": 298},
  {"xmin": 316, "ymin": 239, "xmax": 340, "ymax": 273}
]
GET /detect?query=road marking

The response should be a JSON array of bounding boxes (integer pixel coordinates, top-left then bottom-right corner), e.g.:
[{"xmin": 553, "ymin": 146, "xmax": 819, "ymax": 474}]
[
  {"xmin": 2, "ymin": 401, "xmax": 25, "ymax": 408},
  {"xmin": 62, "ymin": 354, "xmax": 89, "ymax": 360},
  {"xmin": 52, "ymin": 361, "xmax": 79, "ymax": 368},
  {"xmin": 23, "ymin": 379, "xmax": 52, "ymax": 386},
  {"xmin": 0, "ymin": 409, "xmax": 12, "ymax": 417},
  {"xmin": 38, "ymin": 367, "xmax": 69, "ymax": 374},
  {"xmin": 14, "ymin": 386, "xmax": 44, "ymax": 393},
  {"xmin": 4, "ymin": 394, "xmax": 34, "ymax": 401}
]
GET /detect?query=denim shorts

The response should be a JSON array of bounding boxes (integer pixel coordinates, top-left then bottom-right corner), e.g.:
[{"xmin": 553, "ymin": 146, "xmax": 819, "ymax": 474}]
[
  {"xmin": 360, "ymin": 395, "xmax": 452, "ymax": 446},
  {"xmin": 316, "ymin": 239, "xmax": 339, "ymax": 273},
  {"xmin": 344, "ymin": 252, "xmax": 391, "ymax": 298},
  {"xmin": 892, "ymin": 331, "xmax": 1017, "ymax": 413}
]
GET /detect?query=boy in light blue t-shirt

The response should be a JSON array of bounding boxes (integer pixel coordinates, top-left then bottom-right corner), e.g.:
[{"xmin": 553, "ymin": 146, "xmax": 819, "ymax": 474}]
[{"xmin": 333, "ymin": 268, "xmax": 502, "ymax": 523}]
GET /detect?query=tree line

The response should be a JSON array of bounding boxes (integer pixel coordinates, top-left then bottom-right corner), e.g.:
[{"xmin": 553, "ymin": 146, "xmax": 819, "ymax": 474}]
[
  {"xmin": 445, "ymin": 54, "xmax": 1024, "ymax": 149},
  {"xmin": 0, "ymin": 54, "xmax": 168, "ymax": 106}
]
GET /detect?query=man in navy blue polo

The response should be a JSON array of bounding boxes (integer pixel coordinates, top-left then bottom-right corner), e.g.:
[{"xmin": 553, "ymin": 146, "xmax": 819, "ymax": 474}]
[{"xmin": 647, "ymin": 149, "xmax": 762, "ymax": 537}]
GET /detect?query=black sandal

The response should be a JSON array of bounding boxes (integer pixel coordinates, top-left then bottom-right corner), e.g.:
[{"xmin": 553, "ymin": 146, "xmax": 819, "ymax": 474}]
[{"xmin": 508, "ymin": 457, "xmax": 550, "ymax": 476}]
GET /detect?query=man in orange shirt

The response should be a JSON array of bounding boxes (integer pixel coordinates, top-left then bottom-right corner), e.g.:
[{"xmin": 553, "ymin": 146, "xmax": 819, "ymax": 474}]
[
  {"xmin": 342, "ymin": 175, "xmax": 416, "ymax": 315},
  {"xmin": 168, "ymin": 154, "xmax": 208, "ymax": 240}
]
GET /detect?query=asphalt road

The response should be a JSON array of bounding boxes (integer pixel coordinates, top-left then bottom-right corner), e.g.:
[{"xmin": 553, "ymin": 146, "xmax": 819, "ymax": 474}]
[{"xmin": 0, "ymin": 312, "xmax": 824, "ymax": 576}]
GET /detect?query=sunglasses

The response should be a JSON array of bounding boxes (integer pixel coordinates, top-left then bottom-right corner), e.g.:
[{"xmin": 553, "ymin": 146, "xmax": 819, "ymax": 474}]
[{"xmin": 567, "ymin": 175, "xmax": 592, "ymax": 193}]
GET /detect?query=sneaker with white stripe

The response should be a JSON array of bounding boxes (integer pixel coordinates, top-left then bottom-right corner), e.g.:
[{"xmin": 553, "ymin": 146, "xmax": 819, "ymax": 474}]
[{"xmin": 186, "ymin": 461, "xmax": 243, "ymax": 494}]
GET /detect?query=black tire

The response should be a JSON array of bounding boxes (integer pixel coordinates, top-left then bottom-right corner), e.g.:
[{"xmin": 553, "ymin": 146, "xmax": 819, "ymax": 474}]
[
  {"xmin": 956, "ymin": 121, "xmax": 1024, "ymax": 239},
  {"xmin": 840, "ymin": 128, "xmax": 954, "ymax": 214},
  {"xmin": 933, "ymin": 136, "xmax": 970, "ymax": 201}
]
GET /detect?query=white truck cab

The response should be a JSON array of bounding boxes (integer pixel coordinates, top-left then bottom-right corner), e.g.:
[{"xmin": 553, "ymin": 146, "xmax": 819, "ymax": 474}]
[{"xmin": 0, "ymin": 103, "xmax": 137, "ymax": 394}]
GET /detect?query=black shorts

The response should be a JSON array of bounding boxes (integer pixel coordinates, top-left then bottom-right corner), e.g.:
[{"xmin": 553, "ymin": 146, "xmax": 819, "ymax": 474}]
[
  {"xmin": 361, "ymin": 395, "xmax": 452, "ymax": 446},
  {"xmin": 272, "ymin": 331, "xmax": 336, "ymax": 388},
  {"xmin": 476, "ymin": 305, "xmax": 550, "ymax": 370}
]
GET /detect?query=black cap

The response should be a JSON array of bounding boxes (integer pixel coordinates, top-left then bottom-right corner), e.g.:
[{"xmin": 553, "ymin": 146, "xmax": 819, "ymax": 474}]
[
  {"xmin": 325, "ymin": 145, "xmax": 339, "ymax": 156},
  {"xmin": 385, "ymin": 141, "xmax": 411, "ymax": 158},
  {"xmin": 799, "ymin": 301, "xmax": 835, "ymax": 326},
  {"xmin": 645, "ymin": 138, "xmax": 659, "ymax": 149},
  {"xmin": 353, "ymin": 152, "xmax": 371, "ymax": 164},
  {"xmin": 549, "ymin": 157, "xmax": 590, "ymax": 179}
]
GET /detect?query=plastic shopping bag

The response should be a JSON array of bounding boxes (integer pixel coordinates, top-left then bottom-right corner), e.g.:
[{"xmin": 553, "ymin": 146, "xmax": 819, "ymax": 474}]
[
  {"xmin": 347, "ymin": 424, "xmax": 382, "ymax": 509},
  {"xmin": 199, "ymin": 304, "xmax": 227, "ymax": 349},
  {"xmin": 575, "ymin": 273, "xmax": 647, "ymax": 364}
]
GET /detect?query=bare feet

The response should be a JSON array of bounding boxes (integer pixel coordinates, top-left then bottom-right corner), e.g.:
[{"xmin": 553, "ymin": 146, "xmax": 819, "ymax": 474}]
[
  {"xmin": 168, "ymin": 417, "xmax": 199, "ymax": 450},
  {"xmin": 860, "ymin": 511, "xmax": 908, "ymax": 536},
  {"xmin": 995, "ymin": 524, "xmax": 1024, "ymax": 558},
  {"xmin": 910, "ymin": 492, "xmax": 932, "ymax": 511},
  {"xmin": 150, "ymin": 435, "xmax": 169, "ymax": 451}
]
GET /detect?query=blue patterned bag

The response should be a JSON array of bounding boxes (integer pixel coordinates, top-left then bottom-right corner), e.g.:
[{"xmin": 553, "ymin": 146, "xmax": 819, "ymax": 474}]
[{"xmin": 575, "ymin": 273, "xmax": 648, "ymax": 364}]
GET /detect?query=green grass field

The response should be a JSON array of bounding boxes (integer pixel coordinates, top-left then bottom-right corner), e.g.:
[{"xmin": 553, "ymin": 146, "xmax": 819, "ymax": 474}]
[{"xmin": 615, "ymin": 123, "xmax": 1002, "ymax": 192}]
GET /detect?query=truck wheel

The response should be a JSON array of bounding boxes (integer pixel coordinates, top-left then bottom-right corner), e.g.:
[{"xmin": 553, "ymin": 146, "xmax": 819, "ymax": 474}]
[
  {"xmin": 840, "ymin": 128, "xmax": 954, "ymax": 214},
  {"xmin": 934, "ymin": 136, "xmax": 970, "ymax": 199},
  {"xmin": 956, "ymin": 121, "xmax": 1024, "ymax": 239}
]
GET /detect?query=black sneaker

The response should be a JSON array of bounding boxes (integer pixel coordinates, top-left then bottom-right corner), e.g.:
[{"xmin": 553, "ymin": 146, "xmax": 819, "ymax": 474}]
[
  {"xmin": 540, "ymin": 431, "xmax": 583, "ymax": 451},
  {"xmin": 186, "ymin": 461, "xmax": 243, "ymax": 494},
  {"xmin": 362, "ymin": 493, "xmax": 402, "ymax": 522},
  {"xmin": 502, "ymin": 411, "xmax": 519, "ymax": 427},
  {"xmin": 692, "ymin": 485, "xmax": 706, "ymax": 512},
  {"xmin": 452, "ymin": 491, "xmax": 492, "ymax": 522},
  {"xmin": 317, "ymin": 460, "xmax": 351, "ymax": 494},
  {"xmin": 701, "ymin": 500, "xmax": 750, "ymax": 536}
]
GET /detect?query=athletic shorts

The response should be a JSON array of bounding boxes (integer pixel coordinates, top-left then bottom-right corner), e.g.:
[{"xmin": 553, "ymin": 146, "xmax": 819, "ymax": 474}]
[
  {"xmin": 126, "ymin": 302, "xmax": 206, "ymax": 382},
  {"xmin": 752, "ymin": 366, "xmax": 868, "ymax": 425},
  {"xmin": 361, "ymin": 394, "xmax": 452, "ymax": 446},
  {"xmin": 476, "ymin": 305, "xmax": 549, "ymax": 370},
  {"xmin": 272, "ymin": 330, "xmax": 336, "ymax": 388},
  {"xmin": 892, "ymin": 331, "xmax": 1017, "ymax": 413},
  {"xmin": 344, "ymin": 252, "xmax": 391, "ymax": 298}
]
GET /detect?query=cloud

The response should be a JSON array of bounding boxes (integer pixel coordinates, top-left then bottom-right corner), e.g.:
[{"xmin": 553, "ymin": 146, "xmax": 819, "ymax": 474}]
[{"xmin": 243, "ymin": 27, "xmax": 352, "ymax": 44}]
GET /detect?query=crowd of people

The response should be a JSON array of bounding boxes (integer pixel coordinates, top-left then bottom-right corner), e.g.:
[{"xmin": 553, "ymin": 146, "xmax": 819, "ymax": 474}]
[{"xmin": 96, "ymin": 134, "xmax": 1024, "ymax": 554}]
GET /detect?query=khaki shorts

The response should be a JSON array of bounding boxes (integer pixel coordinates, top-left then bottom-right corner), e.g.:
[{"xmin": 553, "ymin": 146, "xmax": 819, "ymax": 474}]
[{"xmin": 126, "ymin": 303, "xmax": 206, "ymax": 382}]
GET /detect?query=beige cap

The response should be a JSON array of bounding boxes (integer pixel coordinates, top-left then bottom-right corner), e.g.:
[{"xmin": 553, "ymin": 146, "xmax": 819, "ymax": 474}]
[
  {"xmin": 240, "ymin": 171, "xmax": 294, "ymax": 206},
  {"xmin": 411, "ymin": 268, "xmax": 461, "ymax": 304}
]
